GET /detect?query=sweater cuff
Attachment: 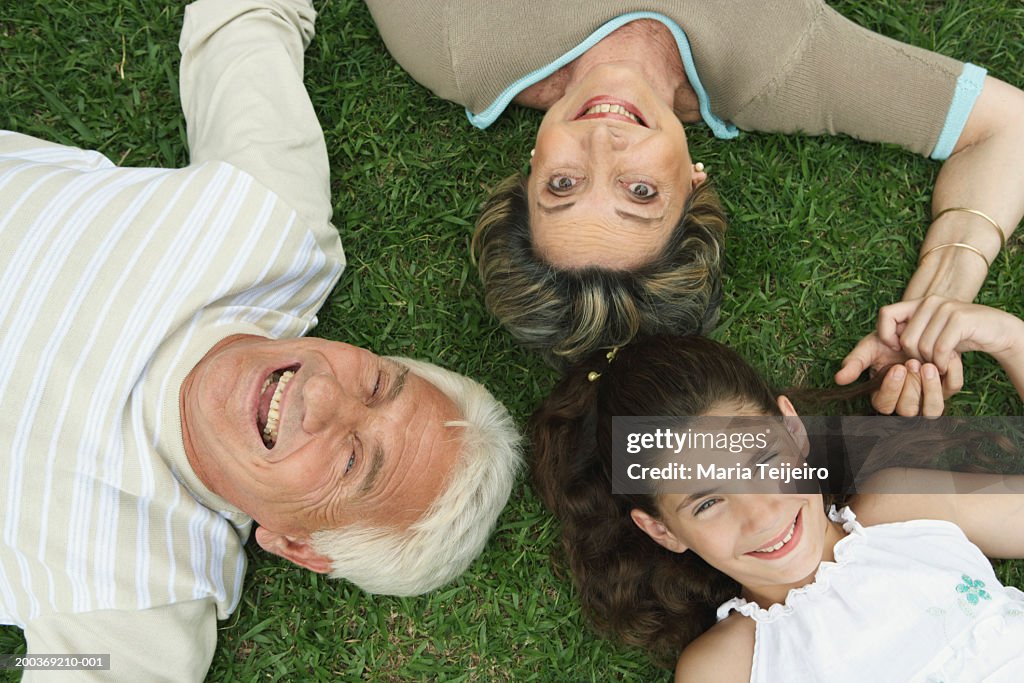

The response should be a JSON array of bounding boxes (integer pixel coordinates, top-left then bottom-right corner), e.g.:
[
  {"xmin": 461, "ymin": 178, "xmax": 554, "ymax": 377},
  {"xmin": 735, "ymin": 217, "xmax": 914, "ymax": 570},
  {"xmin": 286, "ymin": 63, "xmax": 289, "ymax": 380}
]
[{"xmin": 930, "ymin": 62, "xmax": 986, "ymax": 160}]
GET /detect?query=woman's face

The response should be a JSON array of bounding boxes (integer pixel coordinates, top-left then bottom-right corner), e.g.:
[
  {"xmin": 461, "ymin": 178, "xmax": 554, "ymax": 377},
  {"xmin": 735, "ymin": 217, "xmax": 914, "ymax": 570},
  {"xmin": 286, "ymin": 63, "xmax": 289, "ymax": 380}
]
[
  {"xmin": 631, "ymin": 399, "xmax": 843, "ymax": 605},
  {"xmin": 528, "ymin": 64, "xmax": 699, "ymax": 270}
]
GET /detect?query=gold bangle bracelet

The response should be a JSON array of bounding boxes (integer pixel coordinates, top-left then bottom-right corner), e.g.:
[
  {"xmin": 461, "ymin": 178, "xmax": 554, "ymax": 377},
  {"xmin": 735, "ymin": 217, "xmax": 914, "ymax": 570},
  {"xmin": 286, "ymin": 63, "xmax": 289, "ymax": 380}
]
[
  {"xmin": 933, "ymin": 207, "xmax": 1006, "ymax": 250},
  {"xmin": 918, "ymin": 242, "xmax": 991, "ymax": 269}
]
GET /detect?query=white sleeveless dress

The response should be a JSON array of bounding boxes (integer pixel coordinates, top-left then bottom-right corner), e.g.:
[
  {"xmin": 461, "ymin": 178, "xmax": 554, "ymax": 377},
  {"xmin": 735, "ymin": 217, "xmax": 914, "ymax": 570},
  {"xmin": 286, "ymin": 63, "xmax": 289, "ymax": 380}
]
[{"xmin": 716, "ymin": 507, "xmax": 1024, "ymax": 683}]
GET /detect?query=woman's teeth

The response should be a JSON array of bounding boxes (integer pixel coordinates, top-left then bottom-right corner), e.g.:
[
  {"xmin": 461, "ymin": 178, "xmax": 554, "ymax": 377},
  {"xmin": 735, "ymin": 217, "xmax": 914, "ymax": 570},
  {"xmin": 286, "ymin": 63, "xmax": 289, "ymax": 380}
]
[
  {"xmin": 583, "ymin": 103, "xmax": 642, "ymax": 124},
  {"xmin": 753, "ymin": 520, "xmax": 796, "ymax": 553},
  {"xmin": 260, "ymin": 370, "xmax": 294, "ymax": 447}
]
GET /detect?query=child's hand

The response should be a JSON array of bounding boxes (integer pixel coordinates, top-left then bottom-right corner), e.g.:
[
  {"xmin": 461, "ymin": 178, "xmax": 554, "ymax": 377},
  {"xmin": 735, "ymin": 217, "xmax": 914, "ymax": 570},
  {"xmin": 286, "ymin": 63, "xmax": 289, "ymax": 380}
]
[
  {"xmin": 873, "ymin": 359, "xmax": 946, "ymax": 417},
  {"xmin": 876, "ymin": 296, "xmax": 1023, "ymax": 372}
]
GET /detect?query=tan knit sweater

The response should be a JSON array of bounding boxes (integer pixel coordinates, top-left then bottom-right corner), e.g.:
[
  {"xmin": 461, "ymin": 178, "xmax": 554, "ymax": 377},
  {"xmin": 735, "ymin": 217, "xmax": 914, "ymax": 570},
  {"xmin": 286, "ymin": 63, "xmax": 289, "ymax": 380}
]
[{"xmin": 366, "ymin": 0, "xmax": 979, "ymax": 157}]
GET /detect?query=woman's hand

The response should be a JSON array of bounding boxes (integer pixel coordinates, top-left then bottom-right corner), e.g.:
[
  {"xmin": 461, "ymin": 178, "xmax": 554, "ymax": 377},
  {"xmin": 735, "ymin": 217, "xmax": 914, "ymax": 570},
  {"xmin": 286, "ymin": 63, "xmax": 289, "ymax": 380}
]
[
  {"xmin": 876, "ymin": 297, "xmax": 1021, "ymax": 369},
  {"xmin": 876, "ymin": 296, "xmax": 1024, "ymax": 401},
  {"xmin": 835, "ymin": 332, "xmax": 960, "ymax": 416}
]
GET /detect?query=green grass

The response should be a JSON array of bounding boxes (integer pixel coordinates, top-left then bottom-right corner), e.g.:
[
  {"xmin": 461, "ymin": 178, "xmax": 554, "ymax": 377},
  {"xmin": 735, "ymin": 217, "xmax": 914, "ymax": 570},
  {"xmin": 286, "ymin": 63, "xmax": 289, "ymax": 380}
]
[{"xmin": 1, "ymin": 0, "xmax": 1022, "ymax": 680}]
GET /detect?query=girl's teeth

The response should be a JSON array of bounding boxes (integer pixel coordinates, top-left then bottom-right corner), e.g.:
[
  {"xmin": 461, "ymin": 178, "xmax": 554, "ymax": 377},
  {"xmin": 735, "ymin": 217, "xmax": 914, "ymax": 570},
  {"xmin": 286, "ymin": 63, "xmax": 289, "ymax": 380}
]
[{"xmin": 754, "ymin": 521, "xmax": 796, "ymax": 553}]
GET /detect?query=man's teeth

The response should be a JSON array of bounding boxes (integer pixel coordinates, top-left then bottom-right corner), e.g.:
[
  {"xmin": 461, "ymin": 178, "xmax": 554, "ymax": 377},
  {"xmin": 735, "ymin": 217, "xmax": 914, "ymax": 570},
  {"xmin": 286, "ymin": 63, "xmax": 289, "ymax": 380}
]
[
  {"xmin": 261, "ymin": 370, "xmax": 294, "ymax": 447},
  {"xmin": 753, "ymin": 520, "xmax": 796, "ymax": 553},
  {"xmin": 584, "ymin": 103, "xmax": 641, "ymax": 124}
]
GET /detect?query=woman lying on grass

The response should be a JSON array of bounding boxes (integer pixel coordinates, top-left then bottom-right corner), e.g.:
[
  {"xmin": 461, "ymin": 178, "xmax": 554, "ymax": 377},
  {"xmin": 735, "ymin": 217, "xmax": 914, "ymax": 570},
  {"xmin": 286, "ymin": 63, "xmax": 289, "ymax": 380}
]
[
  {"xmin": 531, "ymin": 298, "xmax": 1023, "ymax": 682},
  {"xmin": 366, "ymin": 0, "xmax": 1024, "ymax": 410}
]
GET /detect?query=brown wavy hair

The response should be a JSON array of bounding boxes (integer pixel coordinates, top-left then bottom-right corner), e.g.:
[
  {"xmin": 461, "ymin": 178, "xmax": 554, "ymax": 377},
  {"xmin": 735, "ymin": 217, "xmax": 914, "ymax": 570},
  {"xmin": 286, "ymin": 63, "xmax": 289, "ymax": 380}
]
[
  {"xmin": 473, "ymin": 177, "xmax": 726, "ymax": 370},
  {"xmin": 529, "ymin": 334, "xmax": 1017, "ymax": 667},
  {"xmin": 530, "ymin": 335, "xmax": 778, "ymax": 666}
]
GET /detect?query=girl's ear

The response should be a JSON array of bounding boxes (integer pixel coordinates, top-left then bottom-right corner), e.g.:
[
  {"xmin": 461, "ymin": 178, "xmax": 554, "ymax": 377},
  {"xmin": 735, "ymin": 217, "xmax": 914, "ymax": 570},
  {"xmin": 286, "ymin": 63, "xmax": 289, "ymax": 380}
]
[
  {"xmin": 777, "ymin": 395, "xmax": 810, "ymax": 458},
  {"xmin": 630, "ymin": 508, "xmax": 689, "ymax": 554}
]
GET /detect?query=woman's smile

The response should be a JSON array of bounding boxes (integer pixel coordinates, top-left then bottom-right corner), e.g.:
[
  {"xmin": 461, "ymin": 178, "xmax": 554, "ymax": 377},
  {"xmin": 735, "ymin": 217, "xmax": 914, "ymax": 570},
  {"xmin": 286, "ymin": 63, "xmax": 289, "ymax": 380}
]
[{"xmin": 574, "ymin": 96, "xmax": 648, "ymax": 126}]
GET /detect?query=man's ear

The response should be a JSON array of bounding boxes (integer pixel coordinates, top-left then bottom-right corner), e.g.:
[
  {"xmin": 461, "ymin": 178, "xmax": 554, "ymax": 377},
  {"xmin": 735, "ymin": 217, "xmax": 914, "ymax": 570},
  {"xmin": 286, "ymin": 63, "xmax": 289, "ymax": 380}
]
[
  {"xmin": 254, "ymin": 527, "xmax": 333, "ymax": 574},
  {"xmin": 630, "ymin": 508, "xmax": 688, "ymax": 554},
  {"xmin": 777, "ymin": 395, "xmax": 810, "ymax": 459}
]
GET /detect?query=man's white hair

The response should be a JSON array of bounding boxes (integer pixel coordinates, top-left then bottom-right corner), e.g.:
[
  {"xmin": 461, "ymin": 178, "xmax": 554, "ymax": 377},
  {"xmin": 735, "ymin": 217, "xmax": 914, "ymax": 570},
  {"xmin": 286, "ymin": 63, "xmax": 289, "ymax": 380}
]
[{"xmin": 310, "ymin": 356, "xmax": 521, "ymax": 596}]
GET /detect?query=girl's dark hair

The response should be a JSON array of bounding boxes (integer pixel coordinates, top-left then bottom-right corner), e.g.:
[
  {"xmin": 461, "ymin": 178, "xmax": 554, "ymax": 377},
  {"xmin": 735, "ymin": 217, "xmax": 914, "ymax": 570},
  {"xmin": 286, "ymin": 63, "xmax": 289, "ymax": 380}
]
[
  {"xmin": 530, "ymin": 334, "xmax": 1018, "ymax": 666},
  {"xmin": 530, "ymin": 335, "xmax": 779, "ymax": 666}
]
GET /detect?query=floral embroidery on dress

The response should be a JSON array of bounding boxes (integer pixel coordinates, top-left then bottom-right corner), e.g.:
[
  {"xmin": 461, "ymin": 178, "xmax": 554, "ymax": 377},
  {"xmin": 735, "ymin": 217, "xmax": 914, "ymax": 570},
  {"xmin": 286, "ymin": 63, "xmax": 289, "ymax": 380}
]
[
  {"xmin": 955, "ymin": 573, "xmax": 991, "ymax": 617},
  {"xmin": 956, "ymin": 574, "xmax": 991, "ymax": 605}
]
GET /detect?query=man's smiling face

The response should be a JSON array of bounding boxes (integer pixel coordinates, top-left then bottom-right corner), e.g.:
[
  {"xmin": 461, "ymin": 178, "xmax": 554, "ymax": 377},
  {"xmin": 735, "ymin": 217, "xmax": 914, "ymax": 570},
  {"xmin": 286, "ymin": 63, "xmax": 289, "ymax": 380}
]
[{"xmin": 179, "ymin": 335, "xmax": 463, "ymax": 542}]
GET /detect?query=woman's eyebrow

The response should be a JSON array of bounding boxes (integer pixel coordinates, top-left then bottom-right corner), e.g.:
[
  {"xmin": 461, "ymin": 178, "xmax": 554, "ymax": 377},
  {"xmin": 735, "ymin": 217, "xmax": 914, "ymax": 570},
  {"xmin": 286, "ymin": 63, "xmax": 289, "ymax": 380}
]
[
  {"xmin": 537, "ymin": 202, "xmax": 576, "ymax": 214},
  {"xmin": 615, "ymin": 208, "xmax": 662, "ymax": 224}
]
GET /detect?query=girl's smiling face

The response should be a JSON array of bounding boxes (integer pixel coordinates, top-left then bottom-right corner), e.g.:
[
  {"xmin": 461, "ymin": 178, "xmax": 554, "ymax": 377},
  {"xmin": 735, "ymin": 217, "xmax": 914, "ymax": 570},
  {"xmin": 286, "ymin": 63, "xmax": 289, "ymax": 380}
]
[
  {"xmin": 630, "ymin": 398, "xmax": 846, "ymax": 606},
  {"xmin": 653, "ymin": 492, "xmax": 837, "ymax": 606}
]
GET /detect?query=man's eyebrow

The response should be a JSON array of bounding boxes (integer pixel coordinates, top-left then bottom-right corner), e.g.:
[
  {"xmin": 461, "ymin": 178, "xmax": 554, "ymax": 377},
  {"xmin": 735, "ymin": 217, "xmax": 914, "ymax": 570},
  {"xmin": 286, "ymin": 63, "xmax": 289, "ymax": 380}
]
[
  {"xmin": 360, "ymin": 442, "xmax": 385, "ymax": 495},
  {"xmin": 359, "ymin": 363, "xmax": 408, "ymax": 496},
  {"xmin": 381, "ymin": 362, "xmax": 408, "ymax": 405}
]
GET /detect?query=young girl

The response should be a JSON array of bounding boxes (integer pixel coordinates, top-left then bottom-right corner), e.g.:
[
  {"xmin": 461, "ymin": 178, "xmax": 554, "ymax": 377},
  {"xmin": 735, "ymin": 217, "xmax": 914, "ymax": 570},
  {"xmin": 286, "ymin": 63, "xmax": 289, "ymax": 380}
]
[{"xmin": 531, "ymin": 298, "xmax": 1024, "ymax": 682}]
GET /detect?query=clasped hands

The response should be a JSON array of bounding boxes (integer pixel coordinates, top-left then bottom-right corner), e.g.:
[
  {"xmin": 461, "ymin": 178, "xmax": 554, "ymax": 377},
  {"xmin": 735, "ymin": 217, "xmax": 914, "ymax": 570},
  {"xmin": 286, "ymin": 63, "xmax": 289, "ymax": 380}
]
[{"xmin": 835, "ymin": 296, "xmax": 1020, "ymax": 416}]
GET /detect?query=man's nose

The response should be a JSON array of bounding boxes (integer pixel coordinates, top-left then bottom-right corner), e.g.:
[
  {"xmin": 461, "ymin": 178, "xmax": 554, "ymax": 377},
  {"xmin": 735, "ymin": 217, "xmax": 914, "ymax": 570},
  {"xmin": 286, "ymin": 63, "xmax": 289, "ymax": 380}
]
[{"xmin": 301, "ymin": 372, "xmax": 360, "ymax": 434}]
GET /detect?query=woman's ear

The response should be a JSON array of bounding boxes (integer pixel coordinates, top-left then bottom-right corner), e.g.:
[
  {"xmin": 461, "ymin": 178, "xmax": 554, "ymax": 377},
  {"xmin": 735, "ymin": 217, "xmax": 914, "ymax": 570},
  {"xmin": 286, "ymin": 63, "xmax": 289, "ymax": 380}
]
[
  {"xmin": 691, "ymin": 163, "xmax": 708, "ymax": 189},
  {"xmin": 777, "ymin": 395, "xmax": 810, "ymax": 459},
  {"xmin": 630, "ymin": 508, "xmax": 688, "ymax": 554}
]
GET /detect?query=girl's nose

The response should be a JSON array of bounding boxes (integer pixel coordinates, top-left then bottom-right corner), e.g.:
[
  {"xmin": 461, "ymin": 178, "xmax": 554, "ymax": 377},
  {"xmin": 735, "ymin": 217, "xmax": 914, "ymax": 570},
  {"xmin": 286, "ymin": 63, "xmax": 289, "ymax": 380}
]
[{"xmin": 738, "ymin": 495, "xmax": 787, "ymax": 535}]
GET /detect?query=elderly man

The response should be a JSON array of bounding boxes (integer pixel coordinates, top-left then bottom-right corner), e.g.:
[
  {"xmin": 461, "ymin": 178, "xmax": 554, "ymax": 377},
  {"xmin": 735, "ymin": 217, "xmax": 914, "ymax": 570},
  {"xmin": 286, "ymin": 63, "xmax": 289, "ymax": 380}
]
[{"xmin": 0, "ymin": 0, "xmax": 520, "ymax": 679}]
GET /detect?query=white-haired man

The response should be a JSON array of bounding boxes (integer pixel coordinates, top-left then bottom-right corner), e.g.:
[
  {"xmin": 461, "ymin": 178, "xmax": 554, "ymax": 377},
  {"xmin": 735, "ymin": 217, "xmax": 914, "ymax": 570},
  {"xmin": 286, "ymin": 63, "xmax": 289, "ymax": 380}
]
[{"xmin": 0, "ymin": 1, "xmax": 520, "ymax": 679}]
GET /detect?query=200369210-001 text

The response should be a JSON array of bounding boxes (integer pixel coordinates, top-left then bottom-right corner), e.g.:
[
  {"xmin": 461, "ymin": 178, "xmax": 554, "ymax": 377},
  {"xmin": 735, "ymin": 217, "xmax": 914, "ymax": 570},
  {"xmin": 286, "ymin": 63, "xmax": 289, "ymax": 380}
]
[{"xmin": 0, "ymin": 654, "xmax": 110, "ymax": 671}]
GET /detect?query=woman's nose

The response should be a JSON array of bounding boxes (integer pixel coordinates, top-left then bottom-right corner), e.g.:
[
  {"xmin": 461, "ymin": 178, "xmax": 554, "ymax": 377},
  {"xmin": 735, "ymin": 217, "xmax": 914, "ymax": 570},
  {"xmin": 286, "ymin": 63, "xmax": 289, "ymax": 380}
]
[
  {"xmin": 301, "ymin": 372, "xmax": 358, "ymax": 434},
  {"xmin": 589, "ymin": 123, "xmax": 629, "ymax": 152}
]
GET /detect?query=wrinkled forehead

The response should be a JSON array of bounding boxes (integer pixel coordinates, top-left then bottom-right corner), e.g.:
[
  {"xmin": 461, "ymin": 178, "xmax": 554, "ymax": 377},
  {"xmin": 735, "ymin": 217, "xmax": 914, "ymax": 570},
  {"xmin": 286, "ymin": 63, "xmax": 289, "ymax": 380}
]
[{"xmin": 376, "ymin": 371, "xmax": 465, "ymax": 528}]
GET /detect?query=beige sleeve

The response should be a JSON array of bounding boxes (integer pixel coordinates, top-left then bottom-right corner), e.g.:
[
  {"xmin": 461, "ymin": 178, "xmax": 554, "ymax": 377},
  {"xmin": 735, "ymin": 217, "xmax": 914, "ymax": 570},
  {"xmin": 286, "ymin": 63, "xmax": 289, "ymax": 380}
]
[
  {"xmin": 732, "ymin": 3, "xmax": 965, "ymax": 157},
  {"xmin": 22, "ymin": 599, "xmax": 216, "ymax": 683},
  {"xmin": 178, "ymin": 0, "xmax": 333, "ymax": 230}
]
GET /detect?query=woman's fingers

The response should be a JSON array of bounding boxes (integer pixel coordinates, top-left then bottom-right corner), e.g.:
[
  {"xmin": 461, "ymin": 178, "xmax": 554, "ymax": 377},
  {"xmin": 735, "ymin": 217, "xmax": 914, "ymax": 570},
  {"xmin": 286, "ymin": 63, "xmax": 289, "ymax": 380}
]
[{"xmin": 877, "ymin": 300, "xmax": 920, "ymax": 350}]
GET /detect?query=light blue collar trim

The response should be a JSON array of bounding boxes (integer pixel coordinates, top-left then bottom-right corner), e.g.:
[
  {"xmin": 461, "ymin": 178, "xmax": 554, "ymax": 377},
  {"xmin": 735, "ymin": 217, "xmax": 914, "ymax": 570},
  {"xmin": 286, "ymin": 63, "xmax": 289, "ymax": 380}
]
[
  {"xmin": 466, "ymin": 11, "xmax": 739, "ymax": 140},
  {"xmin": 930, "ymin": 63, "xmax": 986, "ymax": 161}
]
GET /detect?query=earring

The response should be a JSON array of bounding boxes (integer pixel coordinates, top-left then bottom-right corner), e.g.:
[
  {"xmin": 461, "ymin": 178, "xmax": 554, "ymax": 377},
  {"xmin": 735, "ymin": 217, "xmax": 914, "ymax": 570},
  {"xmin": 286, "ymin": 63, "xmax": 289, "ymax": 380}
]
[
  {"xmin": 530, "ymin": 148, "xmax": 535, "ymax": 158},
  {"xmin": 694, "ymin": 162, "xmax": 705, "ymax": 172}
]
